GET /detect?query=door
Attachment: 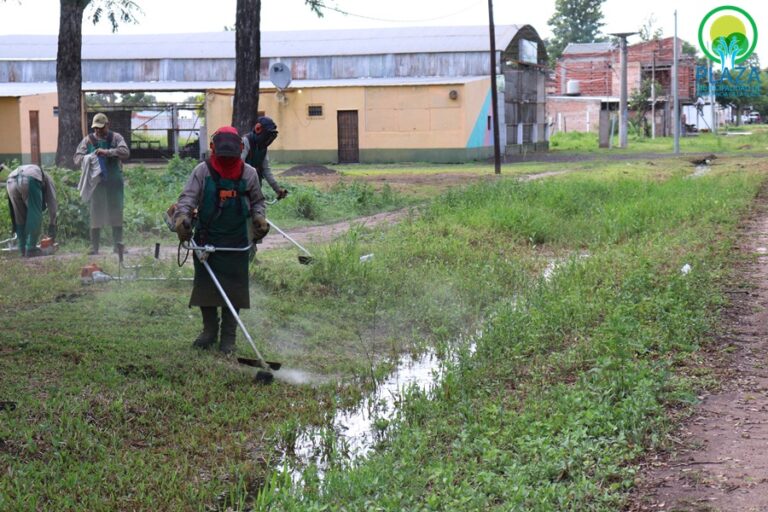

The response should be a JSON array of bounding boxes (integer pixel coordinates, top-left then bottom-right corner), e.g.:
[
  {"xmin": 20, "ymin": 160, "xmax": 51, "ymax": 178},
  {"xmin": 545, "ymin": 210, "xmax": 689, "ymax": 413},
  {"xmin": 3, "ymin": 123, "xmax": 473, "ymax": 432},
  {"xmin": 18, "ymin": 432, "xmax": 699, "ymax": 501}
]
[
  {"xmin": 29, "ymin": 110, "xmax": 41, "ymax": 166},
  {"xmin": 337, "ymin": 110, "xmax": 359, "ymax": 163}
]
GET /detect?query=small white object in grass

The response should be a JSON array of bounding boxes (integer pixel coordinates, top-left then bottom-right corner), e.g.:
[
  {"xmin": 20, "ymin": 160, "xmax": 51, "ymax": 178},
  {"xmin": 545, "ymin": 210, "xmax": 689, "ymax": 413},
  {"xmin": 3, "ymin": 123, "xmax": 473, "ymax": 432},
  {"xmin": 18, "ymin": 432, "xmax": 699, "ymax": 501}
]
[
  {"xmin": 681, "ymin": 263, "xmax": 692, "ymax": 275},
  {"xmin": 359, "ymin": 253, "xmax": 374, "ymax": 263}
]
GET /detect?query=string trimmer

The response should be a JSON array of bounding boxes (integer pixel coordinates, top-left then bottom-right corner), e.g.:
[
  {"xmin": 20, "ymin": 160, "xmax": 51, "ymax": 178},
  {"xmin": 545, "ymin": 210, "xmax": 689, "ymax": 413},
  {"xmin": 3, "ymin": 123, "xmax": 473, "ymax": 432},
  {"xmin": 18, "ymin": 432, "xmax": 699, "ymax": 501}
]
[{"xmin": 181, "ymin": 239, "xmax": 281, "ymax": 384}]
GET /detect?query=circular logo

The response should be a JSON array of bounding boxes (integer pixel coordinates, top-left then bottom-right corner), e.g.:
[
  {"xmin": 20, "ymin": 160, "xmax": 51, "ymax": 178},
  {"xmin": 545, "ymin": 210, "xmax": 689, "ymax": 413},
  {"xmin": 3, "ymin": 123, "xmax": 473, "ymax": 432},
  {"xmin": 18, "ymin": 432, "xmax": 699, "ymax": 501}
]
[{"xmin": 698, "ymin": 5, "xmax": 757, "ymax": 65}]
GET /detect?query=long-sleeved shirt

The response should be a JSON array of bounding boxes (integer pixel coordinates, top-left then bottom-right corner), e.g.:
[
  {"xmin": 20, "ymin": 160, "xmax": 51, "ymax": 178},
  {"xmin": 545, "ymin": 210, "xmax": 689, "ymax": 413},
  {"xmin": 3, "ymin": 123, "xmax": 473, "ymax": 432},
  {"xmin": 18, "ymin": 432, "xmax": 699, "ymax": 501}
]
[
  {"xmin": 73, "ymin": 131, "xmax": 130, "ymax": 167},
  {"xmin": 7, "ymin": 165, "xmax": 58, "ymax": 227},
  {"xmin": 174, "ymin": 161, "xmax": 266, "ymax": 225},
  {"xmin": 240, "ymin": 136, "xmax": 281, "ymax": 194}
]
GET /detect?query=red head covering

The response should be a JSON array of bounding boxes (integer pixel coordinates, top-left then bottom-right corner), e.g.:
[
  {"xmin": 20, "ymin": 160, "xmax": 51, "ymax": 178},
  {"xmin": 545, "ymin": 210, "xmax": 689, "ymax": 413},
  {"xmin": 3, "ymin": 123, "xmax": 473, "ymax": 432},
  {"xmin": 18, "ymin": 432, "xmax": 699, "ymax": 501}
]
[{"xmin": 209, "ymin": 126, "xmax": 244, "ymax": 180}]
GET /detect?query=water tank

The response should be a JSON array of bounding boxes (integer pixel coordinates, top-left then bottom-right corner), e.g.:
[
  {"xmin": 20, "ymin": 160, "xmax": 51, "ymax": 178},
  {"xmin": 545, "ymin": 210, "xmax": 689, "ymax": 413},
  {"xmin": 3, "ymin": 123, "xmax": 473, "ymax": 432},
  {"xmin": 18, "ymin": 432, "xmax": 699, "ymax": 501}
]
[{"xmin": 566, "ymin": 80, "xmax": 581, "ymax": 95}]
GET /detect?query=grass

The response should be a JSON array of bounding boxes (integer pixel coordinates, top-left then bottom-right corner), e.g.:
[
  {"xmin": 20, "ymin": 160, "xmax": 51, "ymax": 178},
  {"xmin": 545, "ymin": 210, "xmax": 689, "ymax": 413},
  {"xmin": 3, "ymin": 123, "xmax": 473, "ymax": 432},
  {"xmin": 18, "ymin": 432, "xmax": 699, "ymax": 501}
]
[
  {"xmin": 1, "ymin": 156, "xmax": 765, "ymax": 510},
  {"xmin": 550, "ymin": 125, "xmax": 768, "ymax": 154}
]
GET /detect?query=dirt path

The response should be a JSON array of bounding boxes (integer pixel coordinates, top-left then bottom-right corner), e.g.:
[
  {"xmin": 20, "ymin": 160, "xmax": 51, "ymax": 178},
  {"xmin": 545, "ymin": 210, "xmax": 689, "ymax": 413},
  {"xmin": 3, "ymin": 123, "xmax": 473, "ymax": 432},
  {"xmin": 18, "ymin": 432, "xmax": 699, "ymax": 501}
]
[
  {"xmin": 62, "ymin": 169, "xmax": 571, "ymax": 262},
  {"xmin": 630, "ymin": 187, "xmax": 768, "ymax": 511}
]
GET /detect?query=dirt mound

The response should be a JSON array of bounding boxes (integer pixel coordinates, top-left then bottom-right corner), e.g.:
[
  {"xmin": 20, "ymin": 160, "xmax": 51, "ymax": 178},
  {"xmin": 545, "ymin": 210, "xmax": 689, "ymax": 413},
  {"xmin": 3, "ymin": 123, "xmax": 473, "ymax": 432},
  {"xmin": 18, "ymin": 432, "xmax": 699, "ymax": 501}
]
[{"xmin": 282, "ymin": 165, "xmax": 337, "ymax": 176}]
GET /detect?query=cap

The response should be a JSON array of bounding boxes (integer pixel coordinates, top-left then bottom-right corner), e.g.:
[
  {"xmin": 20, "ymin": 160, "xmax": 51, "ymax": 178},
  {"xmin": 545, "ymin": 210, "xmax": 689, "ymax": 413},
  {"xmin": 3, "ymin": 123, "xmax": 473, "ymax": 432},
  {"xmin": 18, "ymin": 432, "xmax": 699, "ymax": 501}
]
[
  {"xmin": 211, "ymin": 127, "xmax": 243, "ymax": 157},
  {"xmin": 255, "ymin": 116, "xmax": 277, "ymax": 134},
  {"xmin": 91, "ymin": 113, "xmax": 109, "ymax": 128}
]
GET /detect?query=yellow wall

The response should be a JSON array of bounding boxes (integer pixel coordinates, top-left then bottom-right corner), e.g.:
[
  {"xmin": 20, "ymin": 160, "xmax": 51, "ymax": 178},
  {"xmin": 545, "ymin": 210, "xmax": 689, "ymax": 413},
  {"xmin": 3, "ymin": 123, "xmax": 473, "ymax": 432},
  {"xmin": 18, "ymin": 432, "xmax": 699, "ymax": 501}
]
[
  {"xmin": 19, "ymin": 92, "xmax": 59, "ymax": 156},
  {"xmin": 0, "ymin": 97, "xmax": 22, "ymax": 155},
  {"xmin": 205, "ymin": 80, "xmax": 490, "ymax": 151}
]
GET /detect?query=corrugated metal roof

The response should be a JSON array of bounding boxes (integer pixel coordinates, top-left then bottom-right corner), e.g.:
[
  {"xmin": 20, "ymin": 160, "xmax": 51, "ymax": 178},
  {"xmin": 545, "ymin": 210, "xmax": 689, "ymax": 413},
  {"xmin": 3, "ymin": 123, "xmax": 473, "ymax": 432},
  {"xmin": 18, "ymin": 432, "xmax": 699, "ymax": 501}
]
[
  {"xmin": 0, "ymin": 25, "xmax": 525, "ymax": 60},
  {"xmin": 562, "ymin": 42, "xmax": 615, "ymax": 55},
  {"xmin": 0, "ymin": 82, "xmax": 56, "ymax": 97},
  {"xmin": 0, "ymin": 76, "xmax": 485, "ymax": 97}
]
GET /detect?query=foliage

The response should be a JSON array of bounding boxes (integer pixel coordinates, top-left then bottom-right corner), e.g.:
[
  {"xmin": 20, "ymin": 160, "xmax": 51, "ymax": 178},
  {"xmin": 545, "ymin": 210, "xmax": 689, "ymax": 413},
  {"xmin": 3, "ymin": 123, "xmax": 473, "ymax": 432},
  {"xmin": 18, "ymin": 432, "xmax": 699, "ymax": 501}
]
[
  {"xmin": 2, "ymin": 159, "xmax": 765, "ymax": 510},
  {"xmin": 638, "ymin": 14, "xmax": 663, "ymax": 42},
  {"xmin": 547, "ymin": 0, "xmax": 607, "ymax": 62},
  {"xmin": 549, "ymin": 126, "xmax": 768, "ymax": 153},
  {"xmin": 628, "ymin": 79, "xmax": 663, "ymax": 137},
  {"xmin": 86, "ymin": 0, "xmax": 143, "ymax": 31},
  {"xmin": 86, "ymin": 91, "xmax": 158, "ymax": 108},
  {"xmin": 264, "ymin": 163, "xmax": 763, "ymax": 510}
]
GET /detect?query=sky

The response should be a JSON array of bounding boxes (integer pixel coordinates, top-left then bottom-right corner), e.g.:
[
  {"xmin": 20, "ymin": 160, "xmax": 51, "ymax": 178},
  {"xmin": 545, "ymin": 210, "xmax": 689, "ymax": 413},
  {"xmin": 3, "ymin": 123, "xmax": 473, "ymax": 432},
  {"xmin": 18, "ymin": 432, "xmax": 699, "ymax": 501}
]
[{"xmin": 1, "ymin": 0, "xmax": 767, "ymax": 64}]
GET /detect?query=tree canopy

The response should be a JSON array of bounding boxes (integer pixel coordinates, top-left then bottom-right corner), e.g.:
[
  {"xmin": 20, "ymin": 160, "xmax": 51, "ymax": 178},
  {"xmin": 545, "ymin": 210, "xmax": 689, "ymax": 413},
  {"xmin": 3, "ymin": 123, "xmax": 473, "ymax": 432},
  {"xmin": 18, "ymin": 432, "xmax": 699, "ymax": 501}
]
[{"xmin": 547, "ymin": 0, "xmax": 607, "ymax": 63}]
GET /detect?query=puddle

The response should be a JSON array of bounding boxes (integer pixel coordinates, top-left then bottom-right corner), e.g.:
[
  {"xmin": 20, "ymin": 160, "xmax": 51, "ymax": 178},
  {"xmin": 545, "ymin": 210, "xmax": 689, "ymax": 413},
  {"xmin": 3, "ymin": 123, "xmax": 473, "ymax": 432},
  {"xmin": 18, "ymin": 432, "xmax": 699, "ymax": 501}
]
[
  {"xmin": 689, "ymin": 165, "xmax": 711, "ymax": 178},
  {"xmin": 276, "ymin": 253, "xmax": 587, "ymax": 483},
  {"xmin": 543, "ymin": 252, "xmax": 590, "ymax": 282},
  {"xmin": 280, "ymin": 347, "xmax": 449, "ymax": 479}
]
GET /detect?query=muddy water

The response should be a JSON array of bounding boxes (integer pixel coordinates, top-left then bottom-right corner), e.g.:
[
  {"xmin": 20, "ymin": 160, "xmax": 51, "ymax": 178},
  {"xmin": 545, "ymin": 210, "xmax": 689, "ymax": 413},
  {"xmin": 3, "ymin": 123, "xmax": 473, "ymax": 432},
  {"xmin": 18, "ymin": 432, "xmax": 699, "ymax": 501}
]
[
  {"xmin": 281, "ymin": 347, "xmax": 451, "ymax": 478},
  {"xmin": 279, "ymin": 254, "xmax": 587, "ymax": 480},
  {"xmin": 689, "ymin": 164, "xmax": 712, "ymax": 178}
]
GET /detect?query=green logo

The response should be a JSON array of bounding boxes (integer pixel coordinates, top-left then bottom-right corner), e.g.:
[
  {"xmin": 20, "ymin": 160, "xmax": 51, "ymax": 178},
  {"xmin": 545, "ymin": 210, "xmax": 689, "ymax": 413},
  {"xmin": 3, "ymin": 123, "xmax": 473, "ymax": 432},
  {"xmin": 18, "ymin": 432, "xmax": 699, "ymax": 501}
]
[{"xmin": 698, "ymin": 5, "xmax": 757, "ymax": 67}]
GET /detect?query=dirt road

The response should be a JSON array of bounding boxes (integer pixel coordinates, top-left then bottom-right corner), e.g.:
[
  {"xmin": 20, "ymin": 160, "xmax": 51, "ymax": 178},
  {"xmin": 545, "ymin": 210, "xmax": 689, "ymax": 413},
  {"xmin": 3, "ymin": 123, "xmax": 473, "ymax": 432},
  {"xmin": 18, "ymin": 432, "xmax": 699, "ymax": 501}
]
[{"xmin": 630, "ymin": 187, "xmax": 768, "ymax": 511}]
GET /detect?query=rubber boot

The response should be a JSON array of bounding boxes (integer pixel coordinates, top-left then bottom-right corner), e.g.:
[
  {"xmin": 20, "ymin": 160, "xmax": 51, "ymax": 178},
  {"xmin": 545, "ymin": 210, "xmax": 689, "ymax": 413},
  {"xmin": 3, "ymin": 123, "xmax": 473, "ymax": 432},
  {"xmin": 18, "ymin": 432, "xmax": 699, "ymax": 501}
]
[
  {"xmin": 112, "ymin": 226, "xmax": 123, "ymax": 254},
  {"xmin": 219, "ymin": 307, "xmax": 239, "ymax": 355},
  {"xmin": 88, "ymin": 228, "xmax": 100, "ymax": 255},
  {"xmin": 192, "ymin": 307, "xmax": 219, "ymax": 350}
]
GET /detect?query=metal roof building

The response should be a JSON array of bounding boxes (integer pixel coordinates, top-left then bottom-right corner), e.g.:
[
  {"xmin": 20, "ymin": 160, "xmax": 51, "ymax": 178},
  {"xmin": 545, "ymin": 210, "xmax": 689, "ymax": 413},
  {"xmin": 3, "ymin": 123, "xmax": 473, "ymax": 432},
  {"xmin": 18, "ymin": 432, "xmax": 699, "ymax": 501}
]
[{"xmin": 0, "ymin": 25, "xmax": 549, "ymax": 165}]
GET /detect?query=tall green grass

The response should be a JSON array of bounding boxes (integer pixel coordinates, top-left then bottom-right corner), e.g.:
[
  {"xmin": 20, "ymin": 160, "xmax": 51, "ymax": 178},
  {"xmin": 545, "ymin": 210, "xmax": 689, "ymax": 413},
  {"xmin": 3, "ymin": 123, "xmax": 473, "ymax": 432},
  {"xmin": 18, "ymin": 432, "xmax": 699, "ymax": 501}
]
[
  {"xmin": 550, "ymin": 129, "xmax": 768, "ymax": 154},
  {"xmin": 1, "ymin": 160, "xmax": 763, "ymax": 510},
  {"xmin": 261, "ymin": 166, "xmax": 763, "ymax": 510}
]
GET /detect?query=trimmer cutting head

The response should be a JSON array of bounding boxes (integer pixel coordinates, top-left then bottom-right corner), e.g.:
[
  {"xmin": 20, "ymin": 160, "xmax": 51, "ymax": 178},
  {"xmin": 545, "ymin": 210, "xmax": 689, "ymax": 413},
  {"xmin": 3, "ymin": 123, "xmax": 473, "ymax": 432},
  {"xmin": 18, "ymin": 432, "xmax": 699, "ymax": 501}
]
[
  {"xmin": 254, "ymin": 370, "xmax": 274, "ymax": 385},
  {"xmin": 298, "ymin": 254, "xmax": 314, "ymax": 265}
]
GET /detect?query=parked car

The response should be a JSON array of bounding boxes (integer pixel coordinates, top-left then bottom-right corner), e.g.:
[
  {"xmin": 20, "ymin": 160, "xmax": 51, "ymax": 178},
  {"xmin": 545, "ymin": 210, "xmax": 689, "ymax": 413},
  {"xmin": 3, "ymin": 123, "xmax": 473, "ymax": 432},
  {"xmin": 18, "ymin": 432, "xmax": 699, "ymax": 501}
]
[{"xmin": 741, "ymin": 112, "xmax": 761, "ymax": 124}]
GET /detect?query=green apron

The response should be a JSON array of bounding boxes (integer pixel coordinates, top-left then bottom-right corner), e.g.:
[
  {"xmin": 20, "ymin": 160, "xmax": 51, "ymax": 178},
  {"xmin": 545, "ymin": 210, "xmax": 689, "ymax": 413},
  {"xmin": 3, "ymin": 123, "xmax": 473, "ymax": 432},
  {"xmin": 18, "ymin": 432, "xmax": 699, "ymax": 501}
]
[
  {"xmin": 245, "ymin": 143, "xmax": 267, "ymax": 186},
  {"xmin": 9, "ymin": 173, "xmax": 43, "ymax": 254},
  {"xmin": 190, "ymin": 171, "xmax": 251, "ymax": 308},
  {"xmin": 87, "ymin": 136, "xmax": 124, "ymax": 229}
]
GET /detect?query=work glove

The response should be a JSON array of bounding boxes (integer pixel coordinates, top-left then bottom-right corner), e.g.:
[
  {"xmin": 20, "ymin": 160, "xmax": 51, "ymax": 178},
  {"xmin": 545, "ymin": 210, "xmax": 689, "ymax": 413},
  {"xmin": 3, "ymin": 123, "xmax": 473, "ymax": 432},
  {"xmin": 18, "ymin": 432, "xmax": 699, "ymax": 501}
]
[
  {"xmin": 276, "ymin": 188, "xmax": 289, "ymax": 200},
  {"xmin": 175, "ymin": 216, "xmax": 193, "ymax": 242},
  {"xmin": 48, "ymin": 224, "xmax": 57, "ymax": 242},
  {"xmin": 252, "ymin": 214, "xmax": 270, "ymax": 241}
]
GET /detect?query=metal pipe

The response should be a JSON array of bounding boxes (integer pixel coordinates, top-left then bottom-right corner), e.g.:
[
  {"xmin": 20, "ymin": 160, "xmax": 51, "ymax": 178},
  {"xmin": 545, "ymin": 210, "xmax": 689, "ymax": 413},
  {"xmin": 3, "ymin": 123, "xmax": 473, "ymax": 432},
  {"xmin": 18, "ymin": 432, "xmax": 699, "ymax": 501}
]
[
  {"xmin": 266, "ymin": 220, "xmax": 313, "ymax": 258},
  {"xmin": 673, "ymin": 9, "xmax": 680, "ymax": 153}
]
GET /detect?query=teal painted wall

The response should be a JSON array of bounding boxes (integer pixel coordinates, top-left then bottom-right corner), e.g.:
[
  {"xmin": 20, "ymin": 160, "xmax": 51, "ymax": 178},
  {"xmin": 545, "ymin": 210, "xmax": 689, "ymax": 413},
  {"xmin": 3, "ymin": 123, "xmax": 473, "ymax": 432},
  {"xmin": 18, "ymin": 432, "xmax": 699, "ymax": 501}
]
[{"xmin": 466, "ymin": 89, "xmax": 492, "ymax": 148}]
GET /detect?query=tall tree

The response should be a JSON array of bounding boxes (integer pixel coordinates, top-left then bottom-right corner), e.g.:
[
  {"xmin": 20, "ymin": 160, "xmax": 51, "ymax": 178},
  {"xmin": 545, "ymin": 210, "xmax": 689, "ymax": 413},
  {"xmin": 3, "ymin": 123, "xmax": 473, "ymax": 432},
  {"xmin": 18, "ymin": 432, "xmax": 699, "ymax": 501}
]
[
  {"xmin": 231, "ymin": 0, "xmax": 324, "ymax": 134},
  {"xmin": 547, "ymin": 0, "xmax": 606, "ymax": 63},
  {"xmin": 56, "ymin": 0, "xmax": 141, "ymax": 169},
  {"xmin": 638, "ymin": 14, "xmax": 663, "ymax": 42}
]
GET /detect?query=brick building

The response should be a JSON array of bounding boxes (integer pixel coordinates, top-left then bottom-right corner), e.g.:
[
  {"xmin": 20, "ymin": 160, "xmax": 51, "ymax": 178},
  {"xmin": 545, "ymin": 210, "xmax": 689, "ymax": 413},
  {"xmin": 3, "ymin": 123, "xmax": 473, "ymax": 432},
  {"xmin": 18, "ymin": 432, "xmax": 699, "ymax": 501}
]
[{"xmin": 548, "ymin": 37, "xmax": 696, "ymax": 137}]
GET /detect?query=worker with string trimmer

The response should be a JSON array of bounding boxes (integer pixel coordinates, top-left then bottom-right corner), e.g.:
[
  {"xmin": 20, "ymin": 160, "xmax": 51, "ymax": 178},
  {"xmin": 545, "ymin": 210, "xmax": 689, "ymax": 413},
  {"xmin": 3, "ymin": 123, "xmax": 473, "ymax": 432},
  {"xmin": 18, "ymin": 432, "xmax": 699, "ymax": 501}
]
[
  {"xmin": 241, "ymin": 116, "xmax": 288, "ymax": 200},
  {"xmin": 173, "ymin": 126, "xmax": 270, "ymax": 355}
]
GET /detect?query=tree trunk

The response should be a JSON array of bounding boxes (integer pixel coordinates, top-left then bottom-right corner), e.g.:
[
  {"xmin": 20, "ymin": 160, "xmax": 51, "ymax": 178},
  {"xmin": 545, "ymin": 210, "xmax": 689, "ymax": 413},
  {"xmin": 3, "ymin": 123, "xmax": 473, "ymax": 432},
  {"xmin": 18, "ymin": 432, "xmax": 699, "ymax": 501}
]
[
  {"xmin": 232, "ymin": 0, "xmax": 261, "ymax": 135},
  {"xmin": 56, "ymin": 0, "xmax": 87, "ymax": 169}
]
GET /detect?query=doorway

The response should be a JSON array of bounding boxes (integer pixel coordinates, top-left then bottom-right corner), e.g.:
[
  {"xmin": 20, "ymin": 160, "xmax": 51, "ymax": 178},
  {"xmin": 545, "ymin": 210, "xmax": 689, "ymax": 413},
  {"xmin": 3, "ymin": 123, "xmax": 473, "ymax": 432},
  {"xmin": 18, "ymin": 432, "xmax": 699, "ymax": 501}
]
[{"xmin": 337, "ymin": 110, "xmax": 359, "ymax": 163}]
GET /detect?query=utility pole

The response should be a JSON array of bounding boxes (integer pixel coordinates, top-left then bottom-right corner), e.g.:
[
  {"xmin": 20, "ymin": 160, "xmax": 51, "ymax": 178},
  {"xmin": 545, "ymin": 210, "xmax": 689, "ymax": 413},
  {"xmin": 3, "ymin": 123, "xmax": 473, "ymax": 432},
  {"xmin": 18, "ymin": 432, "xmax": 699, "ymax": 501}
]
[
  {"xmin": 610, "ymin": 32, "xmax": 637, "ymax": 149},
  {"xmin": 651, "ymin": 50, "xmax": 656, "ymax": 139},
  {"xmin": 673, "ymin": 10, "xmax": 680, "ymax": 154},
  {"xmin": 488, "ymin": 0, "xmax": 501, "ymax": 174}
]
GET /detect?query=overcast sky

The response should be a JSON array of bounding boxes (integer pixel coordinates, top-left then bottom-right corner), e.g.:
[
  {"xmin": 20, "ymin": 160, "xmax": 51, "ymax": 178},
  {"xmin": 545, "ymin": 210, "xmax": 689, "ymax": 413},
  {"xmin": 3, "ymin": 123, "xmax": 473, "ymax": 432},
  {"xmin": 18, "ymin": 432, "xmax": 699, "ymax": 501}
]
[{"xmin": 1, "ymin": 0, "xmax": 767, "ymax": 64}]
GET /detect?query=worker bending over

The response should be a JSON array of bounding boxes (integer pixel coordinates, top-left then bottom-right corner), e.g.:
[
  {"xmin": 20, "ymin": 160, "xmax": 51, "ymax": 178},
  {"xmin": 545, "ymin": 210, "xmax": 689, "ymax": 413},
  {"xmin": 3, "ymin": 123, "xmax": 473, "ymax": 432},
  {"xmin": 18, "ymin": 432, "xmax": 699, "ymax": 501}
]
[{"xmin": 2, "ymin": 163, "xmax": 57, "ymax": 257}]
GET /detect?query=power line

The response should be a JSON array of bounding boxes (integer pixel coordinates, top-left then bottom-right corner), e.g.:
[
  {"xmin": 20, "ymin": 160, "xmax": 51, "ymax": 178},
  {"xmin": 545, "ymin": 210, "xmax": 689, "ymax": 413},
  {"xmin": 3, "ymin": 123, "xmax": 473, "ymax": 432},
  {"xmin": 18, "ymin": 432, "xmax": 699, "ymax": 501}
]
[{"xmin": 314, "ymin": 0, "xmax": 485, "ymax": 24}]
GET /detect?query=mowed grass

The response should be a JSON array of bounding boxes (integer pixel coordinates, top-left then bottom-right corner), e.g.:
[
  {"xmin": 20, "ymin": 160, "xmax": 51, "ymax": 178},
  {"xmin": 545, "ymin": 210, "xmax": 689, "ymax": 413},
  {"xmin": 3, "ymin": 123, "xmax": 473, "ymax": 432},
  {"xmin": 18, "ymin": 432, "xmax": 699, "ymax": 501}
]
[
  {"xmin": 550, "ymin": 126, "xmax": 768, "ymax": 154},
  {"xmin": 0, "ymin": 157, "xmax": 765, "ymax": 510}
]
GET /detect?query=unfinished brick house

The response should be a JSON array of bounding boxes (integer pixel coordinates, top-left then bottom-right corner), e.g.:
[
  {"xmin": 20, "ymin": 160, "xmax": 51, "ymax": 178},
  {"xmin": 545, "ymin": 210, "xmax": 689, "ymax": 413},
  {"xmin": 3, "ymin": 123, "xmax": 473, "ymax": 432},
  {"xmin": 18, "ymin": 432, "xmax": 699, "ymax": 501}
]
[{"xmin": 548, "ymin": 37, "xmax": 696, "ymax": 138}]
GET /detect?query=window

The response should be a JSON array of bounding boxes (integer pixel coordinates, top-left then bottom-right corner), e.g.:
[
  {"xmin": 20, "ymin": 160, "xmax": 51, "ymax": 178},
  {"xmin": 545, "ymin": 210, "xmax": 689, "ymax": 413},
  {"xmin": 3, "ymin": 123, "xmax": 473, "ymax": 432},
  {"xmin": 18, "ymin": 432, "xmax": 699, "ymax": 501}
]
[
  {"xmin": 53, "ymin": 106, "xmax": 59, "ymax": 117},
  {"xmin": 308, "ymin": 105, "xmax": 323, "ymax": 117}
]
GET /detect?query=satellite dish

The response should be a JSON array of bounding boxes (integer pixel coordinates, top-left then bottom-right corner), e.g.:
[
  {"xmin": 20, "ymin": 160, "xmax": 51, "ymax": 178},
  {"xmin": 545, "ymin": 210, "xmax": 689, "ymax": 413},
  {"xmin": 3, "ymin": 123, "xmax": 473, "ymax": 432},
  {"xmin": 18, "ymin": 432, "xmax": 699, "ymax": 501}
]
[{"xmin": 269, "ymin": 62, "xmax": 292, "ymax": 90}]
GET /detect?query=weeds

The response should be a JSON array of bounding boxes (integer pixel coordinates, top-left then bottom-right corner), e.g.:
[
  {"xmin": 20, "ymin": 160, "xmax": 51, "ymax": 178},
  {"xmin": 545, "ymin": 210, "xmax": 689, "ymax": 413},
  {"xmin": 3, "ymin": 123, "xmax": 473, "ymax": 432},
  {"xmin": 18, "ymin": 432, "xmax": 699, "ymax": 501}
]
[{"xmin": 1, "ymin": 158, "xmax": 765, "ymax": 510}]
